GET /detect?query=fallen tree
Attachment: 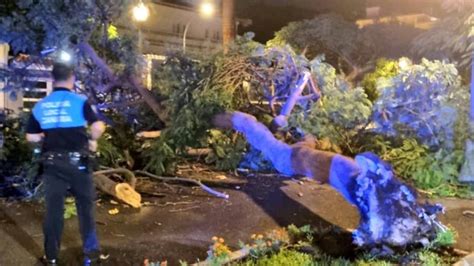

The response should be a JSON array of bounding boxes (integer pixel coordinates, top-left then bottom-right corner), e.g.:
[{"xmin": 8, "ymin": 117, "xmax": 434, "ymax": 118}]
[{"xmin": 213, "ymin": 111, "xmax": 447, "ymax": 252}]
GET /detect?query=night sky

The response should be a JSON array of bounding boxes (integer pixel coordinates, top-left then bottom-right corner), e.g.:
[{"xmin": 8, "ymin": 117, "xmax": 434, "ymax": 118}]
[{"xmin": 159, "ymin": 0, "xmax": 442, "ymax": 42}]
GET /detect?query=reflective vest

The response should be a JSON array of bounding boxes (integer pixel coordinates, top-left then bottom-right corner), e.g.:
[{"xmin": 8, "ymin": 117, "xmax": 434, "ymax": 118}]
[{"xmin": 32, "ymin": 90, "xmax": 87, "ymax": 130}]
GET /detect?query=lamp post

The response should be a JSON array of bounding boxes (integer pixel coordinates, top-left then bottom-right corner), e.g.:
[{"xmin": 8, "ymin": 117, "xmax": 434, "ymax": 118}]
[
  {"xmin": 132, "ymin": 1, "xmax": 150, "ymax": 53},
  {"xmin": 183, "ymin": 1, "xmax": 215, "ymax": 54}
]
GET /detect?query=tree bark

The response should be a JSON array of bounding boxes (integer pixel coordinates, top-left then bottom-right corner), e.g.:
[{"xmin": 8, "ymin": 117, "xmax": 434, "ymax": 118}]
[
  {"xmin": 78, "ymin": 42, "xmax": 167, "ymax": 124},
  {"xmin": 214, "ymin": 111, "xmax": 446, "ymax": 248},
  {"xmin": 128, "ymin": 75, "xmax": 167, "ymax": 124},
  {"xmin": 222, "ymin": 0, "xmax": 236, "ymax": 53},
  {"xmin": 270, "ymin": 71, "xmax": 320, "ymax": 132},
  {"xmin": 460, "ymin": 53, "xmax": 474, "ymax": 182},
  {"xmin": 470, "ymin": 52, "xmax": 474, "ymax": 123}
]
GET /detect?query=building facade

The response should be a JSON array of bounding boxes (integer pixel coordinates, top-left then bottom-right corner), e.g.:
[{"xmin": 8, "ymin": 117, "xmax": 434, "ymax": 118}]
[
  {"xmin": 356, "ymin": 13, "xmax": 438, "ymax": 29},
  {"xmin": 123, "ymin": 1, "xmax": 224, "ymax": 56},
  {"xmin": 0, "ymin": 43, "xmax": 53, "ymax": 115},
  {"xmin": 1, "ymin": 1, "xmax": 227, "ymax": 113}
]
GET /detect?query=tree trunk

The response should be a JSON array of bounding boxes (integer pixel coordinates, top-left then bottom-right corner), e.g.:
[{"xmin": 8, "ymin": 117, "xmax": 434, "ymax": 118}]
[
  {"xmin": 128, "ymin": 76, "xmax": 167, "ymax": 124},
  {"xmin": 460, "ymin": 52, "xmax": 474, "ymax": 182},
  {"xmin": 222, "ymin": 0, "xmax": 236, "ymax": 53},
  {"xmin": 78, "ymin": 42, "xmax": 166, "ymax": 124},
  {"xmin": 470, "ymin": 52, "xmax": 474, "ymax": 123},
  {"xmin": 93, "ymin": 169, "xmax": 141, "ymax": 208},
  {"xmin": 213, "ymin": 111, "xmax": 445, "ymax": 248},
  {"xmin": 270, "ymin": 71, "xmax": 320, "ymax": 132}
]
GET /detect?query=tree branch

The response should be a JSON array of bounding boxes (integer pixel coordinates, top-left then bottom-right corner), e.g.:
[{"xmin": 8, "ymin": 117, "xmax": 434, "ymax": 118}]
[
  {"xmin": 128, "ymin": 75, "xmax": 167, "ymax": 124},
  {"xmin": 77, "ymin": 42, "xmax": 115, "ymax": 81},
  {"xmin": 135, "ymin": 170, "xmax": 229, "ymax": 199}
]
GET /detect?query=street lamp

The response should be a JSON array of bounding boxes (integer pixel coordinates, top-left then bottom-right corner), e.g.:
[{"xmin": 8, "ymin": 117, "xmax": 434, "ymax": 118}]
[
  {"xmin": 59, "ymin": 51, "xmax": 72, "ymax": 62},
  {"xmin": 132, "ymin": 1, "xmax": 150, "ymax": 53},
  {"xmin": 132, "ymin": 2, "xmax": 150, "ymax": 22},
  {"xmin": 183, "ymin": 1, "xmax": 215, "ymax": 54},
  {"xmin": 200, "ymin": 2, "xmax": 215, "ymax": 17}
]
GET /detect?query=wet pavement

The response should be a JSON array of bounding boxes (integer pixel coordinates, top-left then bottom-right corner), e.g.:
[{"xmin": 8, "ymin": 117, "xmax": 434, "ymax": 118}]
[{"xmin": 0, "ymin": 175, "xmax": 472, "ymax": 266}]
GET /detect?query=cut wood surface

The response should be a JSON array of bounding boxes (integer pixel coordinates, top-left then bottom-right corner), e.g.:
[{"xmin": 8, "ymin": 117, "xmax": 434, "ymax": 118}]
[
  {"xmin": 136, "ymin": 131, "xmax": 162, "ymax": 139},
  {"xmin": 93, "ymin": 169, "xmax": 141, "ymax": 208}
]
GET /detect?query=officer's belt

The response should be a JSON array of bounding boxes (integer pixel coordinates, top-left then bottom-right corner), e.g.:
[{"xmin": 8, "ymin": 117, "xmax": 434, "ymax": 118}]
[{"xmin": 42, "ymin": 151, "xmax": 88, "ymax": 160}]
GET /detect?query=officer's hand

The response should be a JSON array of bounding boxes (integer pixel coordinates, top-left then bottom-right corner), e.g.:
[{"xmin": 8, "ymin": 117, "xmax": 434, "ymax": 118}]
[{"xmin": 88, "ymin": 140, "xmax": 98, "ymax": 152}]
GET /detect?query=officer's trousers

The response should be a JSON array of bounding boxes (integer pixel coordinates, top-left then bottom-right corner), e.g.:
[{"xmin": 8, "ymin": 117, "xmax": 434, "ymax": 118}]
[{"xmin": 42, "ymin": 155, "xmax": 100, "ymax": 260}]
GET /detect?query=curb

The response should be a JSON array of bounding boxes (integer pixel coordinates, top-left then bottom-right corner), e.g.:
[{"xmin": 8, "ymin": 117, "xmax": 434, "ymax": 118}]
[{"xmin": 454, "ymin": 253, "xmax": 474, "ymax": 266}]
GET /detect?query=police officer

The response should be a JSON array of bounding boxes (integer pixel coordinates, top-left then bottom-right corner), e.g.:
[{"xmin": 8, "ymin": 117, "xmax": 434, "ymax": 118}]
[{"xmin": 26, "ymin": 62, "xmax": 106, "ymax": 265}]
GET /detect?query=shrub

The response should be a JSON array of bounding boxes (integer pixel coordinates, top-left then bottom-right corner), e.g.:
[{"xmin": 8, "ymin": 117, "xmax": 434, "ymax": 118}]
[
  {"xmin": 237, "ymin": 250, "xmax": 314, "ymax": 266},
  {"xmin": 372, "ymin": 59, "xmax": 464, "ymax": 150},
  {"xmin": 432, "ymin": 227, "xmax": 457, "ymax": 247},
  {"xmin": 97, "ymin": 114, "xmax": 140, "ymax": 169},
  {"xmin": 289, "ymin": 56, "xmax": 372, "ymax": 155},
  {"xmin": 381, "ymin": 139, "xmax": 469, "ymax": 197},
  {"xmin": 361, "ymin": 58, "xmax": 399, "ymax": 102},
  {"xmin": 0, "ymin": 114, "xmax": 33, "ymax": 176},
  {"xmin": 381, "ymin": 139, "xmax": 431, "ymax": 178}
]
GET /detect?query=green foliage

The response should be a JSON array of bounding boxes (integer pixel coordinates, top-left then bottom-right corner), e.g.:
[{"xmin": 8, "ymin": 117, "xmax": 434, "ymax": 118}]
[
  {"xmin": 416, "ymin": 250, "xmax": 445, "ymax": 266},
  {"xmin": 0, "ymin": 0, "xmax": 131, "ymax": 54},
  {"xmin": 411, "ymin": 151, "xmax": 469, "ymax": 197},
  {"xmin": 268, "ymin": 14, "xmax": 373, "ymax": 73},
  {"xmin": 145, "ymin": 46, "xmax": 262, "ymax": 174},
  {"xmin": 0, "ymin": 0, "xmax": 143, "ymax": 111},
  {"xmin": 413, "ymin": 0, "xmax": 474, "ymax": 69},
  {"xmin": 361, "ymin": 58, "xmax": 399, "ymax": 102},
  {"xmin": 145, "ymin": 261, "xmax": 170, "ymax": 266},
  {"xmin": 354, "ymin": 257, "xmax": 392, "ymax": 266},
  {"xmin": 373, "ymin": 59, "xmax": 463, "ymax": 150},
  {"xmin": 236, "ymin": 250, "xmax": 314, "ymax": 266},
  {"xmin": 205, "ymin": 131, "xmax": 247, "ymax": 171},
  {"xmin": 142, "ymin": 137, "xmax": 177, "ymax": 176},
  {"xmin": 227, "ymin": 32, "xmax": 265, "ymax": 57},
  {"xmin": 107, "ymin": 24, "xmax": 119, "ymax": 40},
  {"xmin": 0, "ymin": 114, "xmax": 32, "ymax": 176},
  {"xmin": 237, "ymin": 250, "xmax": 399, "ymax": 266},
  {"xmin": 197, "ymin": 226, "xmax": 458, "ymax": 266},
  {"xmin": 97, "ymin": 135, "xmax": 124, "ymax": 168},
  {"xmin": 152, "ymin": 54, "xmax": 210, "ymax": 122},
  {"xmin": 205, "ymin": 237, "xmax": 232, "ymax": 266},
  {"xmin": 287, "ymin": 224, "xmax": 314, "ymax": 245},
  {"xmin": 433, "ymin": 227, "xmax": 457, "ymax": 247},
  {"xmin": 243, "ymin": 229, "xmax": 291, "ymax": 259},
  {"xmin": 445, "ymin": 85, "xmax": 470, "ymax": 151},
  {"xmin": 360, "ymin": 23, "xmax": 423, "ymax": 60},
  {"xmin": 381, "ymin": 139, "xmax": 469, "ymax": 197},
  {"xmin": 64, "ymin": 197, "xmax": 77, "ymax": 220},
  {"xmin": 381, "ymin": 139, "xmax": 430, "ymax": 178},
  {"xmin": 96, "ymin": 114, "xmax": 140, "ymax": 169},
  {"xmin": 289, "ymin": 56, "xmax": 372, "ymax": 154}
]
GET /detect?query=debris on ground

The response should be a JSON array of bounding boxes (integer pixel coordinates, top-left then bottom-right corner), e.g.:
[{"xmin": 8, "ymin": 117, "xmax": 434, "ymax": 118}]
[
  {"xmin": 463, "ymin": 210, "xmax": 474, "ymax": 218},
  {"xmin": 215, "ymin": 175, "xmax": 227, "ymax": 180},
  {"xmin": 108, "ymin": 208, "xmax": 120, "ymax": 215}
]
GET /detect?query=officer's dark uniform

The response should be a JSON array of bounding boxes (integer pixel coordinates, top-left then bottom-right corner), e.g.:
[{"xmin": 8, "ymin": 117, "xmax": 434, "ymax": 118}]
[{"xmin": 26, "ymin": 87, "xmax": 100, "ymax": 262}]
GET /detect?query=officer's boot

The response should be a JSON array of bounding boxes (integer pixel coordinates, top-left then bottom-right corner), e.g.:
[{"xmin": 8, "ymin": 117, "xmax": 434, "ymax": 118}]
[
  {"xmin": 84, "ymin": 253, "xmax": 109, "ymax": 266},
  {"xmin": 41, "ymin": 256, "xmax": 58, "ymax": 266}
]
